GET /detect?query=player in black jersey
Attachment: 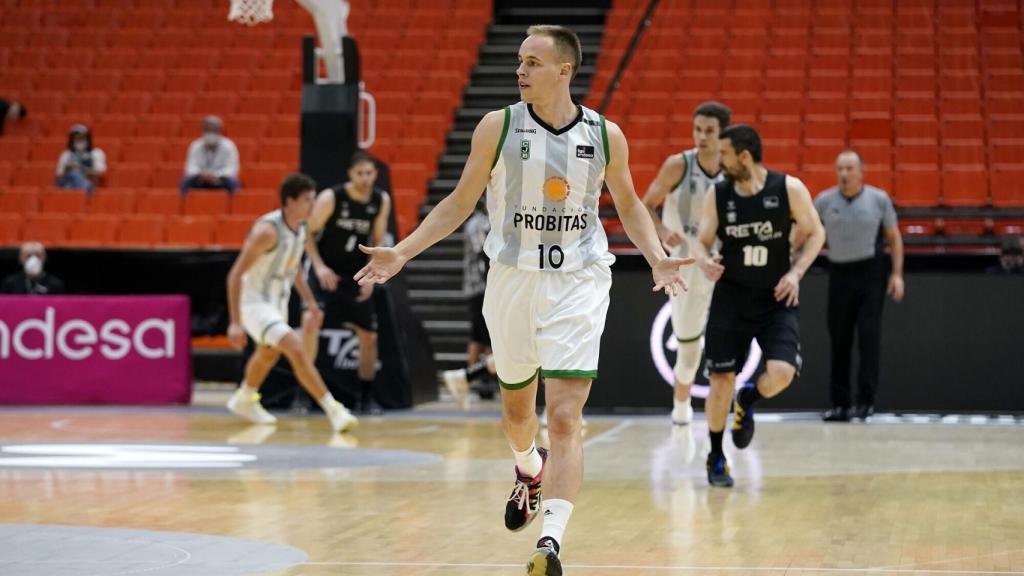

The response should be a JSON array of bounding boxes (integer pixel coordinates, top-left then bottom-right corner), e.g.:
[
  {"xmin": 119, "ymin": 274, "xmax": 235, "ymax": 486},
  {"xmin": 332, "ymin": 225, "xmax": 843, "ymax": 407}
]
[
  {"xmin": 305, "ymin": 152, "xmax": 392, "ymax": 414},
  {"xmin": 690, "ymin": 125, "xmax": 825, "ymax": 487}
]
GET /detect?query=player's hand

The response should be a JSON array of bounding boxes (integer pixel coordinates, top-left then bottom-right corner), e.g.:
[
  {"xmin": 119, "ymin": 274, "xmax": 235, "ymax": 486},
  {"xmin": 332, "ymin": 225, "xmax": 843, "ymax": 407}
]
[
  {"xmin": 227, "ymin": 322, "xmax": 247, "ymax": 350},
  {"xmin": 354, "ymin": 245, "xmax": 407, "ymax": 286},
  {"xmin": 652, "ymin": 256, "xmax": 696, "ymax": 297},
  {"xmin": 774, "ymin": 271, "xmax": 801, "ymax": 307},
  {"xmin": 698, "ymin": 255, "xmax": 725, "ymax": 282},
  {"xmin": 314, "ymin": 264, "xmax": 340, "ymax": 292},
  {"xmin": 356, "ymin": 282, "xmax": 374, "ymax": 302},
  {"xmin": 658, "ymin": 229, "xmax": 685, "ymax": 250},
  {"xmin": 887, "ymin": 273, "xmax": 905, "ymax": 303}
]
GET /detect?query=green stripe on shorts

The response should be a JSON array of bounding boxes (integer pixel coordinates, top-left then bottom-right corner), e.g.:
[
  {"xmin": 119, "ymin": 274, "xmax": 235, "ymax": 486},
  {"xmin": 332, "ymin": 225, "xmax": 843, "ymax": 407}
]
[
  {"xmin": 499, "ymin": 368, "xmax": 540, "ymax": 391},
  {"xmin": 676, "ymin": 332, "xmax": 704, "ymax": 344},
  {"xmin": 259, "ymin": 321, "xmax": 287, "ymax": 345},
  {"xmin": 541, "ymin": 369, "xmax": 598, "ymax": 380}
]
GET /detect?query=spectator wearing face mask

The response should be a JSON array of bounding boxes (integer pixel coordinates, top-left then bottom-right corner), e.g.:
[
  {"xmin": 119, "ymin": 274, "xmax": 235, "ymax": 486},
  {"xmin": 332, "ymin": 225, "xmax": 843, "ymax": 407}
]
[
  {"xmin": 0, "ymin": 98, "xmax": 27, "ymax": 135},
  {"xmin": 180, "ymin": 115, "xmax": 240, "ymax": 195},
  {"xmin": 1, "ymin": 242, "xmax": 66, "ymax": 295},
  {"xmin": 986, "ymin": 239, "xmax": 1024, "ymax": 275},
  {"xmin": 55, "ymin": 124, "xmax": 106, "ymax": 193}
]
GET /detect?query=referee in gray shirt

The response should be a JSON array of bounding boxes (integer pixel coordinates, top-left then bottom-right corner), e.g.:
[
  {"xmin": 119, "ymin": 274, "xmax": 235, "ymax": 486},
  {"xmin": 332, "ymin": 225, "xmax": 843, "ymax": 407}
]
[{"xmin": 814, "ymin": 151, "xmax": 905, "ymax": 422}]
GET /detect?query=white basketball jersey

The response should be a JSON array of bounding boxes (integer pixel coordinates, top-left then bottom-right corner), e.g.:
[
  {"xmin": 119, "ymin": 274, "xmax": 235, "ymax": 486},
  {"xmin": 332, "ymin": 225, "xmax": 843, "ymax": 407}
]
[
  {"xmin": 484, "ymin": 102, "xmax": 609, "ymax": 272},
  {"xmin": 663, "ymin": 148, "xmax": 724, "ymax": 257},
  {"xmin": 241, "ymin": 210, "xmax": 306, "ymax": 308}
]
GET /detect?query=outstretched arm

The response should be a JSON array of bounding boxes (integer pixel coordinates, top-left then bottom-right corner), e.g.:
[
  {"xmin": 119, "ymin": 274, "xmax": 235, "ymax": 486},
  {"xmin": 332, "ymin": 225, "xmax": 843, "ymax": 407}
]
[
  {"xmin": 603, "ymin": 120, "xmax": 694, "ymax": 296},
  {"xmin": 355, "ymin": 110, "xmax": 504, "ymax": 285}
]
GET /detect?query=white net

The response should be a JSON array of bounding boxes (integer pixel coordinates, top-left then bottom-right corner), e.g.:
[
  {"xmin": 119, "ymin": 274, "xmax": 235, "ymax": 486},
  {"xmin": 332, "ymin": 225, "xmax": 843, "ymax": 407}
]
[{"xmin": 228, "ymin": 0, "xmax": 274, "ymax": 25}]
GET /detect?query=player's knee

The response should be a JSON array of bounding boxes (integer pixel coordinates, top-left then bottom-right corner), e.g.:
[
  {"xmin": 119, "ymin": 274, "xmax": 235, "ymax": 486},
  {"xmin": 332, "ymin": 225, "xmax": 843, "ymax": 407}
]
[
  {"xmin": 276, "ymin": 333, "xmax": 305, "ymax": 359},
  {"xmin": 502, "ymin": 401, "xmax": 534, "ymax": 427},
  {"xmin": 708, "ymin": 373, "xmax": 734, "ymax": 395},
  {"xmin": 302, "ymin": 310, "xmax": 322, "ymax": 329},
  {"xmin": 673, "ymin": 340, "xmax": 702, "ymax": 383},
  {"xmin": 545, "ymin": 404, "xmax": 582, "ymax": 437},
  {"xmin": 765, "ymin": 361, "xmax": 796, "ymax": 387}
]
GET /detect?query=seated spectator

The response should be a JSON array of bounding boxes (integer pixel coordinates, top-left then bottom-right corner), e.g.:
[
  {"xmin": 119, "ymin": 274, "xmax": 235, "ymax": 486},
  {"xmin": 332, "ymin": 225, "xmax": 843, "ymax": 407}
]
[
  {"xmin": 180, "ymin": 115, "xmax": 240, "ymax": 195},
  {"xmin": 0, "ymin": 98, "xmax": 27, "ymax": 135},
  {"xmin": 987, "ymin": 239, "xmax": 1023, "ymax": 275},
  {"xmin": 55, "ymin": 124, "xmax": 106, "ymax": 194},
  {"xmin": 0, "ymin": 242, "xmax": 66, "ymax": 295}
]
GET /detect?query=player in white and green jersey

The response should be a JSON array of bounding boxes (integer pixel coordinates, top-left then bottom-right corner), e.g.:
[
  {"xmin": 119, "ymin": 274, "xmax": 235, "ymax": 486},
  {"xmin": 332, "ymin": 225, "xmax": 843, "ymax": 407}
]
[
  {"xmin": 354, "ymin": 26, "xmax": 693, "ymax": 576},
  {"xmin": 225, "ymin": 173, "xmax": 358, "ymax": 434},
  {"xmin": 642, "ymin": 102, "xmax": 731, "ymax": 430}
]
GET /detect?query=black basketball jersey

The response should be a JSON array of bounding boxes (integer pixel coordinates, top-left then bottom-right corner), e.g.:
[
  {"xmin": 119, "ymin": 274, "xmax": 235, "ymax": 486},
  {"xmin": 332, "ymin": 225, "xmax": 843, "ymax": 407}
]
[
  {"xmin": 715, "ymin": 171, "xmax": 793, "ymax": 290},
  {"xmin": 318, "ymin": 185, "xmax": 385, "ymax": 276}
]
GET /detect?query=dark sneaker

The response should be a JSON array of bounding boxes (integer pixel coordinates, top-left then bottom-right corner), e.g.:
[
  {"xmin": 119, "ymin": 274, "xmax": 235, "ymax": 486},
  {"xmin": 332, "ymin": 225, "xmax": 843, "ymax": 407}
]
[
  {"xmin": 731, "ymin": 390, "xmax": 756, "ymax": 449},
  {"xmin": 505, "ymin": 447, "xmax": 548, "ymax": 532},
  {"xmin": 527, "ymin": 537, "xmax": 562, "ymax": 576},
  {"xmin": 853, "ymin": 404, "xmax": 875, "ymax": 421},
  {"xmin": 823, "ymin": 406, "xmax": 851, "ymax": 422},
  {"xmin": 706, "ymin": 452, "xmax": 734, "ymax": 488}
]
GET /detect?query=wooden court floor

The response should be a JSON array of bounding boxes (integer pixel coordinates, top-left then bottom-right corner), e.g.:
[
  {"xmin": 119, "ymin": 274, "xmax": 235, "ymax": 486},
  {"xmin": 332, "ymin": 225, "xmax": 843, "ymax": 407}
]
[{"xmin": 0, "ymin": 396, "xmax": 1022, "ymax": 576}]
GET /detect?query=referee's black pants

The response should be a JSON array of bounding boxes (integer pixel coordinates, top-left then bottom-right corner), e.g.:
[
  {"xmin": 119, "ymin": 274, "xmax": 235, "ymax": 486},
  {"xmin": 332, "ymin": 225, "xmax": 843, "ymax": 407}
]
[{"xmin": 827, "ymin": 256, "xmax": 886, "ymax": 409}]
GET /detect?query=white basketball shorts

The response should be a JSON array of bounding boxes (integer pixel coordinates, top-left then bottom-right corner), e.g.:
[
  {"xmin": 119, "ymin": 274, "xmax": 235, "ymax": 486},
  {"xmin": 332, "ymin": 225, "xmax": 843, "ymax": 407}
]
[
  {"xmin": 482, "ymin": 253, "xmax": 614, "ymax": 389},
  {"xmin": 241, "ymin": 300, "xmax": 291, "ymax": 347}
]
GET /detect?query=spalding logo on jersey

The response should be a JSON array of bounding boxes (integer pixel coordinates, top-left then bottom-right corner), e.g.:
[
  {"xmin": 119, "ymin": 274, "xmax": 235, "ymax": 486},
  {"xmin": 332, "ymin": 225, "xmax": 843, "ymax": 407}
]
[{"xmin": 543, "ymin": 176, "xmax": 570, "ymax": 203}]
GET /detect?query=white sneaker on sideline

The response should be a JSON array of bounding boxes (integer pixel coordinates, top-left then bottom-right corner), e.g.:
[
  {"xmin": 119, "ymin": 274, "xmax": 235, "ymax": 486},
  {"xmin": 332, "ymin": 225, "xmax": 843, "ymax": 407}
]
[
  {"xmin": 324, "ymin": 400, "xmax": 359, "ymax": 433},
  {"xmin": 442, "ymin": 369, "xmax": 471, "ymax": 410},
  {"xmin": 227, "ymin": 387, "xmax": 277, "ymax": 425},
  {"xmin": 671, "ymin": 403, "xmax": 694, "ymax": 426}
]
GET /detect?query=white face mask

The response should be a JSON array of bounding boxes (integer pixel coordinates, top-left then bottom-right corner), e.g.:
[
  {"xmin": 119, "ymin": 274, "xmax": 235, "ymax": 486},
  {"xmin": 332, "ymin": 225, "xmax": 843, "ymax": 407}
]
[
  {"xmin": 203, "ymin": 133, "xmax": 221, "ymax": 146},
  {"xmin": 24, "ymin": 255, "xmax": 42, "ymax": 277},
  {"xmin": 73, "ymin": 140, "xmax": 88, "ymax": 152}
]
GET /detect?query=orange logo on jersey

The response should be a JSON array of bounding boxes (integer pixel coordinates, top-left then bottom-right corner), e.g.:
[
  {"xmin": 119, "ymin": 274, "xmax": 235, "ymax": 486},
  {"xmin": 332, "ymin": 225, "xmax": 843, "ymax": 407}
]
[{"xmin": 543, "ymin": 176, "xmax": 571, "ymax": 203}]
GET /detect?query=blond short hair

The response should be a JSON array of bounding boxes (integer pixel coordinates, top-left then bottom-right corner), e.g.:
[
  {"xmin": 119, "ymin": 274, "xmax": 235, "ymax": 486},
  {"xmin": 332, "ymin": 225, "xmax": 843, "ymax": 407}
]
[{"xmin": 526, "ymin": 25, "xmax": 582, "ymax": 80}]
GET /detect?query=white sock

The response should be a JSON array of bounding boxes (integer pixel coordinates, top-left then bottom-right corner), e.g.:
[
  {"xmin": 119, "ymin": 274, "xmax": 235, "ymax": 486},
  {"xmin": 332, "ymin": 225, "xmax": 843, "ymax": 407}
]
[
  {"xmin": 673, "ymin": 397, "xmax": 690, "ymax": 415},
  {"xmin": 318, "ymin": 392, "xmax": 337, "ymax": 411},
  {"xmin": 541, "ymin": 499, "xmax": 574, "ymax": 550},
  {"xmin": 512, "ymin": 443, "xmax": 543, "ymax": 478},
  {"xmin": 238, "ymin": 381, "xmax": 258, "ymax": 397}
]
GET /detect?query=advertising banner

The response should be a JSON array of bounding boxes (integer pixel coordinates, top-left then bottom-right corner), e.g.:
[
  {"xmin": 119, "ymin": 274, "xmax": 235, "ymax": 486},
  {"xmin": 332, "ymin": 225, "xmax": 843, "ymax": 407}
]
[{"xmin": 0, "ymin": 296, "xmax": 191, "ymax": 405}]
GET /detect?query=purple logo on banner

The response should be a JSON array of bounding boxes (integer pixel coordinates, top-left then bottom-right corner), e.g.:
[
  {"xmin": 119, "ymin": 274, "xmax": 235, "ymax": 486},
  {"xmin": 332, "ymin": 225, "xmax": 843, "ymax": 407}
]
[{"xmin": 0, "ymin": 296, "xmax": 191, "ymax": 405}]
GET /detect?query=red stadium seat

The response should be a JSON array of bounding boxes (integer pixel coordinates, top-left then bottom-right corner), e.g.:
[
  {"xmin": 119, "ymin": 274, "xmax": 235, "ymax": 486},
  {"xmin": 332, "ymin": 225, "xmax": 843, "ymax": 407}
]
[
  {"xmin": 942, "ymin": 218, "xmax": 989, "ymax": 236},
  {"xmin": 136, "ymin": 191, "xmax": 182, "ymax": 215},
  {"xmin": 941, "ymin": 167, "xmax": 989, "ymax": 207},
  {"xmin": 231, "ymin": 191, "xmax": 277, "ymax": 216},
  {"xmin": 990, "ymin": 168, "xmax": 1024, "ymax": 208},
  {"xmin": 89, "ymin": 189, "xmax": 137, "ymax": 215},
  {"xmin": 165, "ymin": 216, "xmax": 215, "ymax": 247},
  {"xmin": 40, "ymin": 191, "xmax": 88, "ymax": 214},
  {"xmin": 69, "ymin": 215, "xmax": 120, "ymax": 247},
  {"xmin": 212, "ymin": 215, "xmax": 254, "ymax": 248},
  {"xmin": 183, "ymin": 191, "xmax": 229, "ymax": 216},
  {"xmin": 894, "ymin": 169, "xmax": 941, "ymax": 207},
  {"xmin": 0, "ymin": 214, "xmax": 21, "ymax": 246},
  {"xmin": 24, "ymin": 214, "xmax": 71, "ymax": 245},
  {"xmin": 899, "ymin": 218, "xmax": 939, "ymax": 237},
  {"xmin": 117, "ymin": 215, "xmax": 166, "ymax": 247}
]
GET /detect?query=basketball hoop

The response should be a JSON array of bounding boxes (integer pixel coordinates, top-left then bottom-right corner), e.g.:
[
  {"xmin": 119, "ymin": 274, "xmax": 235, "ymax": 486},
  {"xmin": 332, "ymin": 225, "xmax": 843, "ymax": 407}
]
[{"xmin": 228, "ymin": 0, "xmax": 274, "ymax": 25}]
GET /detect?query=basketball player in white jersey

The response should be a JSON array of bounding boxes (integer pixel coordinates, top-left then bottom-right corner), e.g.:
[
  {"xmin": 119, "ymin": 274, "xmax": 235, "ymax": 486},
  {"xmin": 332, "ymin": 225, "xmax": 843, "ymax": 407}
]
[
  {"xmin": 354, "ymin": 25, "xmax": 692, "ymax": 576},
  {"xmin": 642, "ymin": 101, "xmax": 730, "ymax": 428},
  {"xmin": 225, "ymin": 173, "xmax": 358, "ymax": 433}
]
